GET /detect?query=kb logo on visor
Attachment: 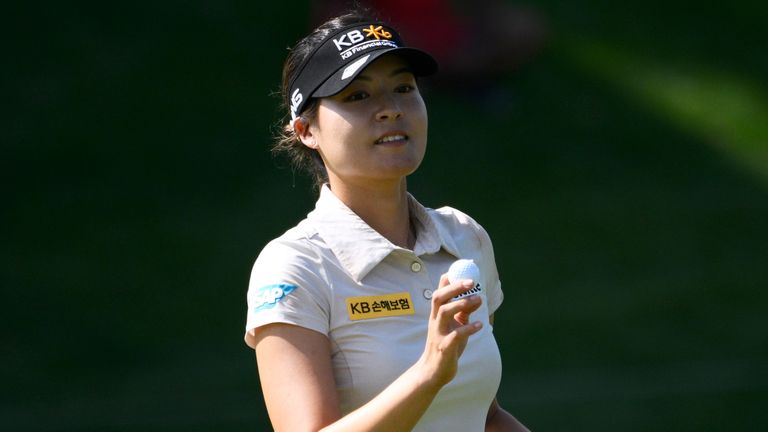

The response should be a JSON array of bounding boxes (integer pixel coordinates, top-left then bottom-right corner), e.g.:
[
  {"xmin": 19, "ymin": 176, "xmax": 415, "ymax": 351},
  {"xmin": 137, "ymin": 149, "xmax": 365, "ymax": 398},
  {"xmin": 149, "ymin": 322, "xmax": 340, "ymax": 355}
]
[
  {"xmin": 333, "ymin": 25, "xmax": 393, "ymax": 51},
  {"xmin": 363, "ymin": 25, "xmax": 392, "ymax": 40}
]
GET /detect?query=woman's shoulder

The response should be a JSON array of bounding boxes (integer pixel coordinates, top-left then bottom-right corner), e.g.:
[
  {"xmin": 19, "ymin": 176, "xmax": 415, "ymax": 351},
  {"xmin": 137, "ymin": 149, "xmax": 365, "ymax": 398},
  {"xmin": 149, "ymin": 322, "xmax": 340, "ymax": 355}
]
[
  {"xmin": 257, "ymin": 218, "xmax": 325, "ymax": 263},
  {"xmin": 428, "ymin": 205, "xmax": 487, "ymax": 235},
  {"xmin": 421, "ymin": 204, "xmax": 496, "ymax": 256},
  {"xmin": 249, "ymin": 219, "xmax": 333, "ymax": 296}
]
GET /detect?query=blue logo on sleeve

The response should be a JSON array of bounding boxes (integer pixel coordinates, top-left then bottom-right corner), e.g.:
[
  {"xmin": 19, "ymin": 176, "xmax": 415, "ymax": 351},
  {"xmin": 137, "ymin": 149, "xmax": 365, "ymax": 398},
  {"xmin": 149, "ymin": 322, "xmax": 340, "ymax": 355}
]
[{"xmin": 252, "ymin": 284, "xmax": 297, "ymax": 312}]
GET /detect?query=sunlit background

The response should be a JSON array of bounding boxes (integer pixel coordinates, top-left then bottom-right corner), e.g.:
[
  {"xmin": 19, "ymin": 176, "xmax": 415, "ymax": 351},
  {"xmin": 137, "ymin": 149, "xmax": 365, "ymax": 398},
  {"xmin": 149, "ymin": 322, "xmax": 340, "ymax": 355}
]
[{"xmin": 4, "ymin": 1, "xmax": 767, "ymax": 430}]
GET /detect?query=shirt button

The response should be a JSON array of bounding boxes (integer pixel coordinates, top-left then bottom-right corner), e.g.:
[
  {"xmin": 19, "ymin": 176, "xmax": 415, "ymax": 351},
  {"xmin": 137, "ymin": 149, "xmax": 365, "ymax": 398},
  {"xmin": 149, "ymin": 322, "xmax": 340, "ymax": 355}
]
[
  {"xmin": 410, "ymin": 261, "xmax": 422, "ymax": 272},
  {"xmin": 423, "ymin": 289, "xmax": 433, "ymax": 299}
]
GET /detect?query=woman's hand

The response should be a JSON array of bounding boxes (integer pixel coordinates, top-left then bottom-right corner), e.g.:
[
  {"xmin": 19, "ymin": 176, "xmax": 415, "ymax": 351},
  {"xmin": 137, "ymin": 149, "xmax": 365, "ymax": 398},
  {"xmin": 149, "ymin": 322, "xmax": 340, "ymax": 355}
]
[{"xmin": 416, "ymin": 274, "xmax": 484, "ymax": 388}]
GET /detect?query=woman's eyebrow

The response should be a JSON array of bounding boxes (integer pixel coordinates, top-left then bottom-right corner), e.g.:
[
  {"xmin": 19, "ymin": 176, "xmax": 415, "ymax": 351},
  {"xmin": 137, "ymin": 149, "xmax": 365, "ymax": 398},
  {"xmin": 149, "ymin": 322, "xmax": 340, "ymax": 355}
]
[
  {"xmin": 390, "ymin": 66, "xmax": 413, "ymax": 77},
  {"xmin": 355, "ymin": 66, "xmax": 415, "ymax": 82}
]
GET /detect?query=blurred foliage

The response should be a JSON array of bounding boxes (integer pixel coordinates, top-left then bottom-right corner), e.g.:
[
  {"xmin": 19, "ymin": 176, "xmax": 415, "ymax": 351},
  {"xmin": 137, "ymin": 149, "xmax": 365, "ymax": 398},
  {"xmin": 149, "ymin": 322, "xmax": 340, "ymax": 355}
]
[{"xmin": 3, "ymin": 1, "xmax": 767, "ymax": 430}]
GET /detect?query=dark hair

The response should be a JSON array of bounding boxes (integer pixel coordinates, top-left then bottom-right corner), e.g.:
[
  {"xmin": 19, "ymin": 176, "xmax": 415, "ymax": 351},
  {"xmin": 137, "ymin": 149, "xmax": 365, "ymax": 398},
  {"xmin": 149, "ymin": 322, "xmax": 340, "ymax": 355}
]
[{"xmin": 272, "ymin": 11, "xmax": 375, "ymax": 191}]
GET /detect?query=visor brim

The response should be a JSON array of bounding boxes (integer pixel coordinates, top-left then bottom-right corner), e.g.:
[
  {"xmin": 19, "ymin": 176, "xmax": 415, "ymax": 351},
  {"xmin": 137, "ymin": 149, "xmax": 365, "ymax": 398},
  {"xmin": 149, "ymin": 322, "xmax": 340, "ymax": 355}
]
[{"xmin": 313, "ymin": 47, "xmax": 438, "ymax": 98}]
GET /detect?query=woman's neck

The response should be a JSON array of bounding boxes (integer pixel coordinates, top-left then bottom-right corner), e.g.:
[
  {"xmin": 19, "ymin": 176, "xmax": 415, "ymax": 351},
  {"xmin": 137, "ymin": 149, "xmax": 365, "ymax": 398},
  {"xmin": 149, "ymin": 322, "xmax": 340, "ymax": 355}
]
[{"xmin": 328, "ymin": 178, "xmax": 415, "ymax": 249}]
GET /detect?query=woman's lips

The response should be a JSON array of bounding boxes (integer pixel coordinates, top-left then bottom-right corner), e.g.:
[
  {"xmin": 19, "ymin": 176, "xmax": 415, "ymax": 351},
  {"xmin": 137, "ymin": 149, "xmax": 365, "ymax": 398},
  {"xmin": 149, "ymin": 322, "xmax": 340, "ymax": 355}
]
[{"xmin": 374, "ymin": 133, "xmax": 408, "ymax": 145}]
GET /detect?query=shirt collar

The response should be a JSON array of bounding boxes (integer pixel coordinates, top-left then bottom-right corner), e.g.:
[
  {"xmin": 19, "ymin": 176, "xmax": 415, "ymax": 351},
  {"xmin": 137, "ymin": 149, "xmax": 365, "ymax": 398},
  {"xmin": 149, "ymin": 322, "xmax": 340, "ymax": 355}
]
[{"xmin": 308, "ymin": 185, "xmax": 460, "ymax": 282}]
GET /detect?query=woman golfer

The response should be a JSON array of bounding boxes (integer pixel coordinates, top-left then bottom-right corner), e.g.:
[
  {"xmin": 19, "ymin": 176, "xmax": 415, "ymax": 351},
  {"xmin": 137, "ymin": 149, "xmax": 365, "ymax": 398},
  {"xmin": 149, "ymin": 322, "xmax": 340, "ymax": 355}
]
[{"xmin": 244, "ymin": 10, "xmax": 530, "ymax": 432}]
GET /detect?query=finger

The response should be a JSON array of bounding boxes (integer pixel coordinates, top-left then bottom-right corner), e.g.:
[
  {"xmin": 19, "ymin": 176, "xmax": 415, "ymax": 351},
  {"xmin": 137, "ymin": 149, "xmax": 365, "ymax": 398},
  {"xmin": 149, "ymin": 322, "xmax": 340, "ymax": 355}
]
[
  {"xmin": 455, "ymin": 311, "xmax": 469, "ymax": 326},
  {"xmin": 454, "ymin": 320, "xmax": 483, "ymax": 338},
  {"xmin": 441, "ymin": 321, "xmax": 484, "ymax": 349},
  {"xmin": 431, "ymin": 277, "xmax": 470, "ymax": 319},
  {"xmin": 437, "ymin": 294, "xmax": 482, "ymax": 319},
  {"xmin": 435, "ymin": 296, "xmax": 482, "ymax": 331},
  {"xmin": 432, "ymin": 279, "xmax": 477, "ymax": 305},
  {"xmin": 454, "ymin": 321, "xmax": 484, "ymax": 357},
  {"xmin": 454, "ymin": 297, "xmax": 483, "ymax": 325}
]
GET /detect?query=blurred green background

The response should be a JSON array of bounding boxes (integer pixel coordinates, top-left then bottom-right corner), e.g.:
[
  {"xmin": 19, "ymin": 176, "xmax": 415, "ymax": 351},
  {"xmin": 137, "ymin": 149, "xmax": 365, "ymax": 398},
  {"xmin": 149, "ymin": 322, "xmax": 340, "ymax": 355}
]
[{"xmin": 4, "ymin": 1, "xmax": 767, "ymax": 430}]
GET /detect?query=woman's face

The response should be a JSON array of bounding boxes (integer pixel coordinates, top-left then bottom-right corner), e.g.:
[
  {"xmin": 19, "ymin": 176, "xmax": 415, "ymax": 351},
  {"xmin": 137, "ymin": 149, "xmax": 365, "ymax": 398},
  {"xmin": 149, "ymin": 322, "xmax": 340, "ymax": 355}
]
[{"xmin": 302, "ymin": 54, "xmax": 428, "ymax": 188}]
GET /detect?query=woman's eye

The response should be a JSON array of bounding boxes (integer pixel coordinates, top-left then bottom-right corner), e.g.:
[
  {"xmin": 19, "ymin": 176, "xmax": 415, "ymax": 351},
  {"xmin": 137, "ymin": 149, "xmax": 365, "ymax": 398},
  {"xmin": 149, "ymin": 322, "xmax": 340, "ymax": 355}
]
[
  {"xmin": 396, "ymin": 84, "xmax": 415, "ymax": 93},
  {"xmin": 345, "ymin": 91, "xmax": 369, "ymax": 102}
]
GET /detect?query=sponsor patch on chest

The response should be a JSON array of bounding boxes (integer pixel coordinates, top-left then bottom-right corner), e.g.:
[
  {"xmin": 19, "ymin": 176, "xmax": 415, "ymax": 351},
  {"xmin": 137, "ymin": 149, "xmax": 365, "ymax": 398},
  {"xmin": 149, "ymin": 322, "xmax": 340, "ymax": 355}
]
[{"xmin": 345, "ymin": 292, "xmax": 415, "ymax": 321}]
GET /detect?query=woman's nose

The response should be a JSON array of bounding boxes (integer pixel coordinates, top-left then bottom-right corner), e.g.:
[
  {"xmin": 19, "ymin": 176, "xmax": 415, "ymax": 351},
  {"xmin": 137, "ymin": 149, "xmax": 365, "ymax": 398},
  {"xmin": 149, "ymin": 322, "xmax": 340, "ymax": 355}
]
[{"xmin": 375, "ymin": 97, "xmax": 403, "ymax": 122}]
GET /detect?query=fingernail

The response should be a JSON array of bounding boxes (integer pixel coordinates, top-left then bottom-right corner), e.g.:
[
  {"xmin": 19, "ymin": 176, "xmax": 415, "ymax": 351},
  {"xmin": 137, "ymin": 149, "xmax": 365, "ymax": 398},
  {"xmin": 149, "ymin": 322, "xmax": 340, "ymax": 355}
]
[{"xmin": 461, "ymin": 280, "xmax": 474, "ymax": 288}]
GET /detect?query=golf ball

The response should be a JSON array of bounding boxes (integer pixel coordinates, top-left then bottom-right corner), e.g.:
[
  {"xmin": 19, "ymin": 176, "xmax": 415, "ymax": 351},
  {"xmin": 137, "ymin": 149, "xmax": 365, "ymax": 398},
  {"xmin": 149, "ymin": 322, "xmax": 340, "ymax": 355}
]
[{"xmin": 447, "ymin": 259, "xmax": 482, "ymax": 300}]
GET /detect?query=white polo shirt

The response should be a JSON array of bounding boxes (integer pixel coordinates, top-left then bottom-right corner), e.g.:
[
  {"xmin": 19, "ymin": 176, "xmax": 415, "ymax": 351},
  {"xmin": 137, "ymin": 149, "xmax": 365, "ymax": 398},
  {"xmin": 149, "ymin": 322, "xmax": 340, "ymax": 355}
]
[{"xmin": 245, "ymin": 185, "xmax": 504, "ymax": 431}]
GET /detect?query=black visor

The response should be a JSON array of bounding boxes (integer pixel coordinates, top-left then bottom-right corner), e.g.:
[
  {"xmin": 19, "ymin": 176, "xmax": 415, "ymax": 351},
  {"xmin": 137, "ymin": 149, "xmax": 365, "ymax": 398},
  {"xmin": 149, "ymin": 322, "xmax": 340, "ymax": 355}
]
[{"xmin": 288, "ymin": 22, "xmax": 438, "ymax": 120}]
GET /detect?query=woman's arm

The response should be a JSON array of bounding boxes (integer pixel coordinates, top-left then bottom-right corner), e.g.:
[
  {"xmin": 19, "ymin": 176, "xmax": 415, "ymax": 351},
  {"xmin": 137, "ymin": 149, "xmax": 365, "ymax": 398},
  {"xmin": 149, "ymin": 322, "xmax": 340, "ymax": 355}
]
[
  {"xmin": 254, "ymin": 276, "xmax": 484, "ymax": 432},
  {"xmin": 255, "ymin": 324, "xmax": 339, "ymax": 431},
  {"xmin": 485, "ymin": 398, "xmax": 531, "ymax": 432},
  {"xmin": 484, "ymin": 315, "xmax": 530, "ymax": 432}
]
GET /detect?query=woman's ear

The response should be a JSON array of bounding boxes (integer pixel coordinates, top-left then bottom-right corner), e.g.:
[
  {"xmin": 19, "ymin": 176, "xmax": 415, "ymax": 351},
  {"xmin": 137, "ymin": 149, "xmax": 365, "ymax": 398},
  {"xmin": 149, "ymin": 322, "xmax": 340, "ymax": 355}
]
[{"xmin": 293, "ymin": 117, "xmax": 318, "ymax": 149}]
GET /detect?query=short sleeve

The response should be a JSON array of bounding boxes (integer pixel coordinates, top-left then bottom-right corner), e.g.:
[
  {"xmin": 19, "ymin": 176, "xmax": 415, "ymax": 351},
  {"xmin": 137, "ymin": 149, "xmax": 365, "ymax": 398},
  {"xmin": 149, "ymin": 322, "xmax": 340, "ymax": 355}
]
[
  {"xmin": 431, "ymin": 206, "xmax": 505, "ymax": 316},
  {"xmin": 474, "ymin": 221, "xmax": 504, "ymax": 315},
  {"xmin": 244, "ymin": 237, "xmax": 331, "ymax": 349}
]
